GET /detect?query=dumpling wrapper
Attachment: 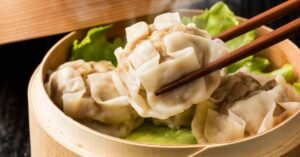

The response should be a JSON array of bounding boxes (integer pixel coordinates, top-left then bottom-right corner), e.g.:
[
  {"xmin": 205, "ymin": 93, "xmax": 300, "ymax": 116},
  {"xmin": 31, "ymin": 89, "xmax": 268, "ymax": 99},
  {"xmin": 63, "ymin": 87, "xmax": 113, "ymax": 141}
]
[
  {"xmin": 114, "ymin": 12, "xmax": 229, "ymax": 119},
  {"xmin": 192, "ymin": 71, "xmax": 300, "ymax": 143},
  {"xmin": 46, "ymin": 60, "xmax": 143, "ymax": 137},
  {"xmin": 192, "ymin": 101, "xmax": 246, "ymax": 143},
  {"xmin": 153, "ymin": 12, "xmax": 181, "ymax": 30},
  {"xmin": 229, "ymin": 90, "xmax": 276, "ymax": 135},
  {"xmin": 152, "ymin": 106, "xmax": 195, "ymax": 129},
  {"xmin": 204, "ymin": 109, "xmax": 246, "ymax": 143},
  {"xmin": 46, "ymin": 66, "xmax": 86, "ymax": 109},
  {"xmin": 191, "ymin": 101, "xmax": 216, "ymax": 143},
  {"xmin": 125, "ymin": 22, "xmax": 150, "ymax": 44}
]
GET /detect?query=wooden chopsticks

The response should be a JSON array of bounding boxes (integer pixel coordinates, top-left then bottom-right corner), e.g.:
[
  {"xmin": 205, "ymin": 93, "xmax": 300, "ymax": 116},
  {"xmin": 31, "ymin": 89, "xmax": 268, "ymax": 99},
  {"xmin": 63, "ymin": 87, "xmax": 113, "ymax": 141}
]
[
  {"xmin": 214, "ymin": 0, "xmax": 300, "ymax": 42},
  {"xmin": 155, "ymin": 0, "xmax": 300, "ymax": 96}
]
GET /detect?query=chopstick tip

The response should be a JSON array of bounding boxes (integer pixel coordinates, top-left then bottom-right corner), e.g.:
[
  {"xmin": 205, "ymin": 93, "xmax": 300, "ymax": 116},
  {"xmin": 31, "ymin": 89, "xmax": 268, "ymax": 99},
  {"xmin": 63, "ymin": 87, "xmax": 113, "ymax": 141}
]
[{"xmin": 155, "ymin": 89, "xmax": 163, "ymax": 96}]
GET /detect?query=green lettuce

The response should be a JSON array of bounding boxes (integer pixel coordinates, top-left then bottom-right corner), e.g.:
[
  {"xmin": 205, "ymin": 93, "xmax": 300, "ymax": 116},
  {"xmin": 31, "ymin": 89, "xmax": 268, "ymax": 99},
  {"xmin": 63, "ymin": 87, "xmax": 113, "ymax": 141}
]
[
  {"xmin": 226, "ymin": 55, "xmax": 293, "ymax": 82},
  {"xmin": 226, "ymin": 56, "xmax": 255, "ymax": 73},
  {"xmin": 192, "ymin": 2, "xmax": 238, "ymax": 36},
  {"xmin": 226, "ymin": 56, "xmax": 270, "ymax": 73},
  {"xmin": 270, "ymin": 64, "xmax": 293, "ymax": 81},
  {"xmin": 293, "ymin": 83, "xmax": 300, "ymax": 95},
  {"xmin": 249, "ymin": 57, "xmax": 271, "ymax": 72},
  {"xmin": 183, "ymin": 1, "xmax": 257, "ymax": 77},
  {"xmin": 183, "ymin": 1, "xmax": 255, "ymax": 50},
  {"xmin": 226, "ymin": 56, "xmax": 271, "ymax": 74},
  {"xmin": 70, "ymin": 25, "xmax": 122, "ymax": 66},
  {"xmin": 125, "ymin": 122, "xmax": 197, "ymax": 145}
]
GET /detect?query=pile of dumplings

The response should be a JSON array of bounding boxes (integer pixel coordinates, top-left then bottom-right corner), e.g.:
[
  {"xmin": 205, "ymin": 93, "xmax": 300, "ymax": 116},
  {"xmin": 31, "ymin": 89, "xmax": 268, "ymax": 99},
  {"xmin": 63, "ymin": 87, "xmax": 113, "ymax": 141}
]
[{"xmin": 45, "ymin": 13, "xmax": 300, "ymax": 143}]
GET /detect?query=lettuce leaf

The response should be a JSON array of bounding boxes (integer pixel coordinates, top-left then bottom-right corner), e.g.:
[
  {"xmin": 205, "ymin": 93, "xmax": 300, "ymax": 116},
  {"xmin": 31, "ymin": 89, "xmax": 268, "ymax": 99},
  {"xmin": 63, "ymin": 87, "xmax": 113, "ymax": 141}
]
[
  {"xmin": 226, "ymin": 56, "xmax": 270, "ymax": 74},
  {"xmin": 125, "ymin": 122, "xmax": 197, "ymax": 145},
  {"xmin": 293, "ymin": 83, "xmax": 300, "ymax": 95},
  {"xmin": 183, "ymin": 1, "xmax": 257, "ymax": 76},
  {"xmin": 230, "ymin": 58, "xmax": 296, "ymax": 94},
  {"xmin": 248, "ymin": 57, "xmax": 270, "ymax": 72},
  {"xmin": 192, "ymin": 2, "xmax": 238, "ymax": 36},
  {"xmin": 184, "ymin": 1, "xmax": 255, "ymax": 50},
  {"xmin": 270, "ymin": 64, "xmax": 293, "ymax": 81},
  {"xmin": 70, "ymin": 25, "xmax": 122, "ymax": 66},
  {"xmin": 226, "ymin": 56, "xmax": 254, "ymax": 73},
  {"xmin": 226, "ymin": 56, "xmax": 293, "ymax": 82}
]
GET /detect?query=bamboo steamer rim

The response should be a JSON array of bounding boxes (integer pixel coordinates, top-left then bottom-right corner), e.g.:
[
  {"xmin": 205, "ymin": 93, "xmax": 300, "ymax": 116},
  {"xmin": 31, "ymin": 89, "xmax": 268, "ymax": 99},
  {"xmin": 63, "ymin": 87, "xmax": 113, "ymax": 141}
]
[{"xmin": 31, "ymin": 9, "xmax": 300, "ymax": 156}]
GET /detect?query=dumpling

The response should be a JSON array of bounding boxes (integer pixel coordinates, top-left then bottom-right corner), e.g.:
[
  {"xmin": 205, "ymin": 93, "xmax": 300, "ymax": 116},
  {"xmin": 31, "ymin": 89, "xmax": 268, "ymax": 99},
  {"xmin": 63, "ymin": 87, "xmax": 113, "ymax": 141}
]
[
  {"xmin": 192, "ymin": 100, "xmax": 246, "ymax": 143},
  {"xmin": 204, "ymin": 109, "xmax": 246, "ymax": 143},
  {"xmin": 230, "ymin": 76, "xmax": 300, "ymax": 135},
  {"xmin": 151, "ymin": 106, "xmax": 195, "ymax": 129},
  {"xmin": 45, "ymin": 60, "xmax": 143, "ymax": 137},
  {"xmin": 191, "ymin": 101, "xmax": 215, "ymax": 143},
  {"xmin": 113, "ymin": 12, "xmax": 230, "ymax": 119},
  {"xmin": 192, "ymin": 71, "xmax": 300, "ymax": 143}
]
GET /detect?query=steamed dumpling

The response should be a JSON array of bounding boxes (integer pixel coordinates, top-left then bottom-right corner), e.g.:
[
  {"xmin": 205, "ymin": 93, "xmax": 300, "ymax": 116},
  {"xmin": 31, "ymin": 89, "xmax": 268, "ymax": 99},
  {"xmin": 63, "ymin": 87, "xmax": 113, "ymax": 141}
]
[
  {"xmin": 192, "ymin": 71, "xmax": 300, "ymax": 143},
  {"xmin": 113, "ymin": 12, "xmax": 230, "ymax": 119},
  {"xmin": 151, "ymin": 106, "xmax": 195, "ymax": 129},
  {"xmin": 204, "ymin": 109, "xmax": 246, "ymax": 143},
  {"xmin": 45, "ymin": 60, "xmax": 143, "ymax": 137}
]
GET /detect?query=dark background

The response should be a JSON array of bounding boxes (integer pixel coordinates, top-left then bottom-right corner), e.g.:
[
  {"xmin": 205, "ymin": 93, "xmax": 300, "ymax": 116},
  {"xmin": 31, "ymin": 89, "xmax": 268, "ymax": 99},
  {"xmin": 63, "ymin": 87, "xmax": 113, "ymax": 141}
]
[{"xmin": 0, "ymin": 0, "xmax": 299, "ymax": 156}]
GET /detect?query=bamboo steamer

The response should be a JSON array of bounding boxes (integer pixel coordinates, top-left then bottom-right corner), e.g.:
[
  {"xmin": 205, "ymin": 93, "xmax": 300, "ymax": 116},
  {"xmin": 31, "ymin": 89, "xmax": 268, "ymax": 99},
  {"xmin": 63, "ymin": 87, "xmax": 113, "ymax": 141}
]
[{"xmin": 28, "ymin": 10, "xmax": 300, "ymax": 157}]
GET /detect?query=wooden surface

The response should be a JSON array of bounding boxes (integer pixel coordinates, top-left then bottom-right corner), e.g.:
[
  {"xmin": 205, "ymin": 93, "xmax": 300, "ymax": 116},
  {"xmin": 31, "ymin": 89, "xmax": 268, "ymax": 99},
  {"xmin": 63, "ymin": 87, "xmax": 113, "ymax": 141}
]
[{"xmin": 0, "ymin": 0, "xmax": 197, "ymax": 45}]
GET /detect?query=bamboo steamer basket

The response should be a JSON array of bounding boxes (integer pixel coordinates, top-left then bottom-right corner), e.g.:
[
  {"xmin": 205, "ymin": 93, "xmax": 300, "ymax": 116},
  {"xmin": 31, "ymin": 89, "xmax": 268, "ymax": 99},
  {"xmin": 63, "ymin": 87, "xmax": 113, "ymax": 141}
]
[{"xmin": 28, "ymin": 10, "xmax": 300, "ymax": 157}]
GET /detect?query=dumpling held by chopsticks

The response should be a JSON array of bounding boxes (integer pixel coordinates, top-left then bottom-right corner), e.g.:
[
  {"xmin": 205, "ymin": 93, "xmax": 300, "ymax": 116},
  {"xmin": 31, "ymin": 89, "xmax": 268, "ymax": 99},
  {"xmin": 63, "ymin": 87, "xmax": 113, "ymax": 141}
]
[{"xmin": 113, "ymin": 12, "xmax": 230, "ymax": 119}]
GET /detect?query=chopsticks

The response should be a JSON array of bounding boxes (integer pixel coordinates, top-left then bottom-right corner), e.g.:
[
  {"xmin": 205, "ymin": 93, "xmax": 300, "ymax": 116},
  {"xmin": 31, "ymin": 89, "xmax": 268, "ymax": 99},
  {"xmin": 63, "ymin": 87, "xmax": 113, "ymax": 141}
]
[
  {"xmin": 213, "ymin": 0, "xmax": 300, "ymax": 42},
  {"xmin": 155, "ymin": 0, "xmax": 300, "ymax": 96}
]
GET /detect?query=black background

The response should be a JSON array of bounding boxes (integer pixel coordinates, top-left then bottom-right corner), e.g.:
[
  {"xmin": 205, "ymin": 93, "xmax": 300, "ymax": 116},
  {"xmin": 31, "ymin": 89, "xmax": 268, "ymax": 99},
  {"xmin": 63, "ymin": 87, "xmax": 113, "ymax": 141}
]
[{"xmin": 0, "ymin": 0, "xmax": 299, "ymax": 156}]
